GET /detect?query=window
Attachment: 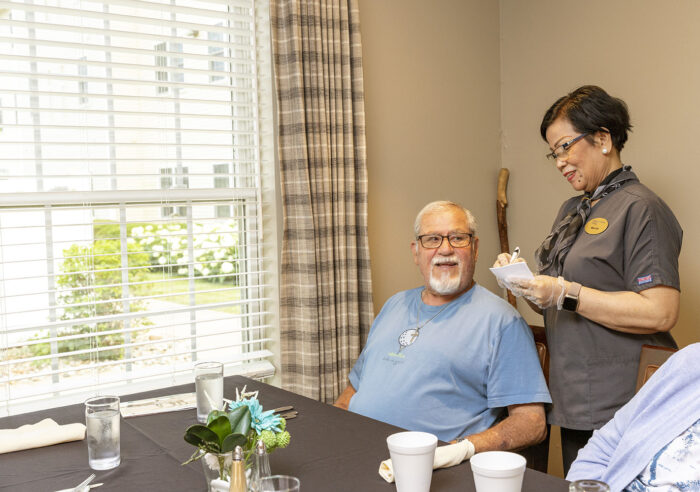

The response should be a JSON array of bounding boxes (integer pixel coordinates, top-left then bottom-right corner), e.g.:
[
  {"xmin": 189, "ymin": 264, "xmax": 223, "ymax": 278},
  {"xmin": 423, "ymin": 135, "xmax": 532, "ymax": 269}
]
[{"xmin": 0, "ymin": 0, "xmax": 276, "ymax": 416}]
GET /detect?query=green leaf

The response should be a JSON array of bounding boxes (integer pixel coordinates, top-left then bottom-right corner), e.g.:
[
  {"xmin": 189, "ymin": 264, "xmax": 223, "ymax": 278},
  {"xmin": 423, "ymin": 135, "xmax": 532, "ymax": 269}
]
[
  {"xmin": 221, "ymin": 433, "xmax": 247, "ymax": 453},
  {"xmin": 184, "ymin": 424, "xmax": 221, "ymax": 452},
  {"xmin": 227, "ymin": 406, "xmax": 251, "ymax": 435},
  {"xmin": 206, "ymin": 409, "xmax": 229, "ymax": 426},
  {"xmin": 207, "ymin": 415, "xmax": 232, "ymax": 447}
]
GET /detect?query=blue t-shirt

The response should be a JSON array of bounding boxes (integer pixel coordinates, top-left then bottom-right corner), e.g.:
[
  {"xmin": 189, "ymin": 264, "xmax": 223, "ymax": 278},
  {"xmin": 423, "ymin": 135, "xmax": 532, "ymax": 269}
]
[{"xmin": 348, "ymin": 284, "xmax": 551, "ymax": 442}]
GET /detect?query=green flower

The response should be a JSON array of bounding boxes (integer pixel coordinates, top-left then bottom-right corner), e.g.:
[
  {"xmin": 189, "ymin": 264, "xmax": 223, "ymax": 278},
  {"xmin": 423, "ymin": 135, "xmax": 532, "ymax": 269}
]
[
  {"xmin": 259, "ymin": 430, "xmax": 277, "ymax": 451},
  {"xmin": 275, "ymin": 431, "xmax": 291, "ymax": 448}
]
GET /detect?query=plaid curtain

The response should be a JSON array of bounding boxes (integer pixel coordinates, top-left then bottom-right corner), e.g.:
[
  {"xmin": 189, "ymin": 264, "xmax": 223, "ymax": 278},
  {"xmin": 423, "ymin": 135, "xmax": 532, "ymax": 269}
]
[{"xmin": 271, "ymin": 0, "xmax": 374, "ymax": 402}]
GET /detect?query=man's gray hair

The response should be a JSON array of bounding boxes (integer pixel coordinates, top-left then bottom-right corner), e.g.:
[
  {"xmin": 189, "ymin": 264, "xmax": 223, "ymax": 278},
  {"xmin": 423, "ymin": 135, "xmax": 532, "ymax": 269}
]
[{"xmin": 413, "ymin": 201, "xmax": 478, "ymax": 237}]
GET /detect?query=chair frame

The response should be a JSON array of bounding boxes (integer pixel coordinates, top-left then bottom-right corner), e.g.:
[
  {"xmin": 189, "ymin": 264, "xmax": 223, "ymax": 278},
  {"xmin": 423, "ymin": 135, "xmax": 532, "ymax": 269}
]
[{"xmin": 635, "ymin": 344, "xmax": 677, "ymax": 393}]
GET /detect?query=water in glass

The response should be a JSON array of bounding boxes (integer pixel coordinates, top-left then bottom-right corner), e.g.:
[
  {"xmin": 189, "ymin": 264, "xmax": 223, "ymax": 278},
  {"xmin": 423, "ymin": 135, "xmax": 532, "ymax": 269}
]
[
  {"xmin": 195, "ymin": 362, "xmax": 224, "ymax": 422},
  {"xmin": 85, "ymin": 396, "xmax": 121, "ymax": 470}
]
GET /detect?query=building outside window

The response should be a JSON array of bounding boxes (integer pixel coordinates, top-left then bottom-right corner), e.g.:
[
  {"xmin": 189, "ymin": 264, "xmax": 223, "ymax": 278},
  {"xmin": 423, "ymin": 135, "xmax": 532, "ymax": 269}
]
[
  {"xmin": 154, "ymin": 42, "xmax": 168, "ymax": 93},
  {"xmin": 213, "ymin": 163, "xmax": 233, "ymax": 218},
  {"xmin": 160, "ymin": 167, "xmax": 189, "ymax": 217},
  {"xmin": 207, "ymin": 25, "xmax": 225, "ymax": 83},
  {"xmin": 78, "ymin": 57, "xmax": 88, "ymax": 104}
]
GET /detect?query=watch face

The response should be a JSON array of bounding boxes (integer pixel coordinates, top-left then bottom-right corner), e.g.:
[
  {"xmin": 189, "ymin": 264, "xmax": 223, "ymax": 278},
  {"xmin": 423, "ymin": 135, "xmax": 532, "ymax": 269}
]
[
  {"xmin": 562, "ymin": 295, "xmax": 577, "ymax": 311},
  {"xmin": 398, "ymin": 329, "xmax": 419, "ymax": 349}
]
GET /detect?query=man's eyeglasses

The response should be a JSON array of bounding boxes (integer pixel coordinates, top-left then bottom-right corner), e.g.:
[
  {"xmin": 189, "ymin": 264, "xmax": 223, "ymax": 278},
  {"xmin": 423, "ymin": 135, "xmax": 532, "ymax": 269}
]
[
  {"xmin": 417, "ymin": 233, "xmax": 473, "ymax": 249},
  {"xmin": 545, "ymin": 133, "xmax": 589, "ymax": 161}
]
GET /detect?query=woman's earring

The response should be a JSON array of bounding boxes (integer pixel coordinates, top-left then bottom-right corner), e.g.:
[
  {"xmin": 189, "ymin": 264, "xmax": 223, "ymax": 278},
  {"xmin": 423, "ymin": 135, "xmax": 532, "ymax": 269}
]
[{"xmin": 602, "ymin": 148, "xmax": 608, "ymax": 154}]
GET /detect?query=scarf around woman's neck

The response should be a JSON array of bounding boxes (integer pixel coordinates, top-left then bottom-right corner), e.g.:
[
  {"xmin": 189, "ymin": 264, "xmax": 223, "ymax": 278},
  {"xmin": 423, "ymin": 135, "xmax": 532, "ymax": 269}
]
[{"xmin": 535, "ymin": 165, "xmax": 636, "ymax": 276}]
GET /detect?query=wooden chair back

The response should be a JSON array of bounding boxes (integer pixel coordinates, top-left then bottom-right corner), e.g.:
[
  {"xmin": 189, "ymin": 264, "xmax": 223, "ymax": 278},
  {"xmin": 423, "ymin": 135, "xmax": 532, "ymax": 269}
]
[
  {"xmin": 520, "ymin": 325, "xmax": 550, "ymax": 473},
  {"xmin": 635, "ymin": 344, "xmax": 677, "ymax": 393},
  {"xmin": 529, "ymin": 325, "xmax": 549, "ymax": 385}
]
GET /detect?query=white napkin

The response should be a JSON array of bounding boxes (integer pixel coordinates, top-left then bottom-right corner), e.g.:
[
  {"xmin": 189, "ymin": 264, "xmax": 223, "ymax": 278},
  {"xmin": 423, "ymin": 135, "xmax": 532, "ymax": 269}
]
[
  {"xmin": 0, "ymin": 418, "xmax": 86, "ymax": 454},
  {"xmin": 379, "ymin": 439, "xmax": 476, "ymax": 483}
]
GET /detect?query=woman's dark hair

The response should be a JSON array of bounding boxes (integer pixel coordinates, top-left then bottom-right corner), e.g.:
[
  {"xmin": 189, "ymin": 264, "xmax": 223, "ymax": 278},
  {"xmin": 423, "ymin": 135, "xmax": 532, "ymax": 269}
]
[{"xmin": 540, "ymin": 85, "xmax": 632, "ymax": 152}]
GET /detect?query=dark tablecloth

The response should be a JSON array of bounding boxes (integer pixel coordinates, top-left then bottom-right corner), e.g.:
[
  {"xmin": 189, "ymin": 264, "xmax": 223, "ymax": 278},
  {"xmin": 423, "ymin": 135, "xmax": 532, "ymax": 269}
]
[{"xmin": 0, "ymin": 376, "xmax": 569, "ymax": 491}]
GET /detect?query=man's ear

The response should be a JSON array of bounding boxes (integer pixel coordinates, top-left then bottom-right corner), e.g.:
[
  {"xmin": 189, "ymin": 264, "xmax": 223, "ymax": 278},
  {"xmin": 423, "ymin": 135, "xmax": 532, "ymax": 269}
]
[
  {"xmin": 472, "ymin": 237, "xmax": 479, "ymax": 261},
  {"xmin": 411, "ymin": 241, "xmax": 419, "ymax": 265}
]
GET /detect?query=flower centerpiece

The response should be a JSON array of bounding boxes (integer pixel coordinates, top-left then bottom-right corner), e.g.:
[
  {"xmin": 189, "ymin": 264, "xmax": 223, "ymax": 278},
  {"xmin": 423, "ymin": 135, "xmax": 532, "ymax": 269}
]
[{"xmin": 183, "ymin": 387, "xmax": 291, "ymax": 487}]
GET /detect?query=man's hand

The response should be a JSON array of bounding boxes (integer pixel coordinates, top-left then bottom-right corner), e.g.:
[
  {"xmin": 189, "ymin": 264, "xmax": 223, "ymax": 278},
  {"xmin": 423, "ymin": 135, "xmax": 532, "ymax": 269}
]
[{"xmin": 333, "ymin": 384, "xmax": 356, "ymax": 410}]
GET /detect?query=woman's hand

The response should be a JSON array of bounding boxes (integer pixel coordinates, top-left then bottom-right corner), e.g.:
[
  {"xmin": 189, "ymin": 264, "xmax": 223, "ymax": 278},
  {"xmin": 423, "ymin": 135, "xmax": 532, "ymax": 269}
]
[
  {"xmin": 493, "ymin": 253, "xmax": 513, "ymax": 268},
  {"xmin": 492, "ymin": 254, "xmax": 527, "ymax": 289},
  {"xmin": 492, "ymin": 253, "xmax": 526, "ymax": 268},
  {"xmin": 510, "ymin": 275, "xmax": 567, "ymax": 309}
]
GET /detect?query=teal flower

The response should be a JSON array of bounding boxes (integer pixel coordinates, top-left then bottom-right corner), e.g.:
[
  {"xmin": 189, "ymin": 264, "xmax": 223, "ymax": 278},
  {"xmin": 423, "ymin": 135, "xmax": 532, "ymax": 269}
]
[{"xmin": 228, "ymin": 398, "xmax": 282, "ymax": 434}]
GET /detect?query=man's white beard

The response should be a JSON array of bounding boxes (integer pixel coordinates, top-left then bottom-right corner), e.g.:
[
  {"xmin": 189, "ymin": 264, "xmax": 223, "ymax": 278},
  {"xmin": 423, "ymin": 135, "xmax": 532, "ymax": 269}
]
[{"xmin": 428, "ymin": 255, "xmax": 463, "ymax": 295}]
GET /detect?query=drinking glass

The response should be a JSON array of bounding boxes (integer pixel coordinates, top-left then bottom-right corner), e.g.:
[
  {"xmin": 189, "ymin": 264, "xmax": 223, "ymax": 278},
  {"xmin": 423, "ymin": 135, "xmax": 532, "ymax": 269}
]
[
  {"xmin": 85, "ymin": 395, "xmax": 121, "ymax": 470},
  {"xmin": 195, "ymin": 361, "xmax": 224, "ymax": 423},
  {"xmin": 569, "ymin": 479, "xmax": 611, "ymax": 492},
  {"xmin": 259, "ymin": 475, "xmax": 300, "ymax": 492}
]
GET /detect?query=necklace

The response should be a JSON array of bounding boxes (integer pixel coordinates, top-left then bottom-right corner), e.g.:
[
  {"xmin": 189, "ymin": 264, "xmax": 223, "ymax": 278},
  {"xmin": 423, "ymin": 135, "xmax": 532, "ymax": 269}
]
[{"xmin": 397, "ymin": 290, "xmax": 450, "ymax": 352}]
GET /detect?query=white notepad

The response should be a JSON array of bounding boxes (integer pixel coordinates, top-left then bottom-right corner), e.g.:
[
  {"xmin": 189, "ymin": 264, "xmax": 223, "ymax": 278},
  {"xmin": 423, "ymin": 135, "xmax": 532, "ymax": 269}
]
[{"xmin": 489, "ymin": 261, "xmax": 534, "ymax": 284}]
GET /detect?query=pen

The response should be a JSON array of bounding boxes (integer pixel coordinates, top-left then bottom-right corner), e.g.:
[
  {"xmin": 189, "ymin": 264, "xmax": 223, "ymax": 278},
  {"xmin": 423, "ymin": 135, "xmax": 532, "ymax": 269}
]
[{"xmin": 510, "ymin": 247, "xmax": 520, "ymax": 263}]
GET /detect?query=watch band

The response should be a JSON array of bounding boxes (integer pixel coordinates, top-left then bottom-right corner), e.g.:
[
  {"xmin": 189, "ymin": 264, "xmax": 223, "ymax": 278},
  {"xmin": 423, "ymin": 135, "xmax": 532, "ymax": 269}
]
[{"xmin": 562, "ymin": 282, "xmax": 582, "ymax": 312}]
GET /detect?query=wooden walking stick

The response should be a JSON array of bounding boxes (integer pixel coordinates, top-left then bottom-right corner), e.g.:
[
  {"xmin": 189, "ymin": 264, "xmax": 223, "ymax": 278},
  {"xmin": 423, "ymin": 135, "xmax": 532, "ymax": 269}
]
[{"xmin": 497, "ymin": 168, "xmax": 517, "ymax": 308}]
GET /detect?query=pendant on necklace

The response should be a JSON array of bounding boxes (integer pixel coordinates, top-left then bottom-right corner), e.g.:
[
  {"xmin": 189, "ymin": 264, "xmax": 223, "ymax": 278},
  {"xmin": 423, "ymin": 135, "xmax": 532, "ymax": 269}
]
[
  {"xmin": 396, "ymin": 290, "xmax": 450, "ymax": 353},
  {"xmin": 397, "ymin": 328, "xmax": 419, "ymax": 352}
]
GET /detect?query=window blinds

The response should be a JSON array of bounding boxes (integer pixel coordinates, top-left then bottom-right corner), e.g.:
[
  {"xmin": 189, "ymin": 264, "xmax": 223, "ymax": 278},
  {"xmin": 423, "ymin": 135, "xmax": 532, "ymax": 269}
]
[{"xmin": 0, "ymin": 0, "xmax": 276, "ymax": 416}]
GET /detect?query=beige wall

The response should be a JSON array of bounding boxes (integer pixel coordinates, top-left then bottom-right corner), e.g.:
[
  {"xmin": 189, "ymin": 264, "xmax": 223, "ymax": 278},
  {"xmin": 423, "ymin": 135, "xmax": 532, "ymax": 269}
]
[
  {"xmin": 500, "ymin": 0, "xmax": 700, "ymax": 349},
  {"xmin": 359, "ymin": 0, "xmax": 503, "ymax": 310}
]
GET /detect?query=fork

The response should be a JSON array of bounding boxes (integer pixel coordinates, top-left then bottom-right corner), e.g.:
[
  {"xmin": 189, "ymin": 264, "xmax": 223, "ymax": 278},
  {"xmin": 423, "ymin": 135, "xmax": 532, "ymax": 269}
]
[
  {"xmin": 54, "ymin": 473, "xmax": 96, "ymax": 492},
  {"xmin": 74, "ymin": 473, "xmax": 96, "ymax": 491}
]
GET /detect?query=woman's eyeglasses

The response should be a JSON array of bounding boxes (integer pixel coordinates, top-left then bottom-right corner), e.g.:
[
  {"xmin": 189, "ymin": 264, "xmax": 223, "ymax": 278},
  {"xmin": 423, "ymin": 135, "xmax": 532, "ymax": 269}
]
[{"xmin": 546, "ymin": 133, "xmax": 589, "ymax": 161}]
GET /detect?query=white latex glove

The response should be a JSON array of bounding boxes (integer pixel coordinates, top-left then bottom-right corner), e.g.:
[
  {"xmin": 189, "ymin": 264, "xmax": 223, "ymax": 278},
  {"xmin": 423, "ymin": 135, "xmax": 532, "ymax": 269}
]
[
  {"xmin": 492, "ymin": 253, "xmax": 527, "ymax": 290},
  {"xmin": 509, "ymin": 275, "xmax": 567, "ymax": 309},
  {"xmin": 378, "ymin": 439, "xmax": 476, "ymax": 483}
]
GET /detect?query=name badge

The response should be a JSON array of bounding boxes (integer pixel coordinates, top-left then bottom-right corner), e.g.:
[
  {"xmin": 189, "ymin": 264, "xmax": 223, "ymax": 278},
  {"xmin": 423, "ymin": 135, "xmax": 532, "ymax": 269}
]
[{"xmin": 585, "ymin": 217, "xmax": 608, "ymax": 235}]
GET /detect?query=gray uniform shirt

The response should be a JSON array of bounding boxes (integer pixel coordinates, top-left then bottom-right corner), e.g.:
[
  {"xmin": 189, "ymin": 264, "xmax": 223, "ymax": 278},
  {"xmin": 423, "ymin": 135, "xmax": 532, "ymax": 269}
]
[{"xmin": 544, "ymin": 175, "xmax": 682, "ymax": 430}]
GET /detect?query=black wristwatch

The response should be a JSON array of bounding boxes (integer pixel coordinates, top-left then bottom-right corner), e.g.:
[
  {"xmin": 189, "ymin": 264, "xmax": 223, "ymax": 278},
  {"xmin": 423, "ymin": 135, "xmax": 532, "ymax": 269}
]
[{"xmin": 562, "ymin": 282, "xmax": 582, "ymax": 312}]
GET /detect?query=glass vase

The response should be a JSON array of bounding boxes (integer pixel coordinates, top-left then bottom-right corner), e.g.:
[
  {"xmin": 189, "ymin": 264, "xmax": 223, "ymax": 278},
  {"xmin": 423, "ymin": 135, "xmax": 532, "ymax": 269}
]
[
  {"xmin": 201, "ymin": 452, "xmax": 257, "ymax": 492},
  {"xmin": 201, "ymin": 451, "xmax": 233, "ymax": 492}
]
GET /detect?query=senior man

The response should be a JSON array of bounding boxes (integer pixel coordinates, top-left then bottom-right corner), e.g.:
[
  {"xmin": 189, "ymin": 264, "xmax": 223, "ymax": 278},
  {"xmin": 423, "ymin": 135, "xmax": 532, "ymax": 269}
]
[{"xmin": 335, "ymin": 201, "xmax": 550, "ymax": 457}]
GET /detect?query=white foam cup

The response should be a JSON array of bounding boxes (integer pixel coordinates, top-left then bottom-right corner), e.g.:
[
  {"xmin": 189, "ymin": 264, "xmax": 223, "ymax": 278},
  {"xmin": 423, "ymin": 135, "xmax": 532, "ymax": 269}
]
[
  {"xmin": 386, "ymin": 431, "xmax": 438, "ymax": 492},
  {"xmin": 470, "ymin": 451, "xmax": 526, "ymax": 492}
]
